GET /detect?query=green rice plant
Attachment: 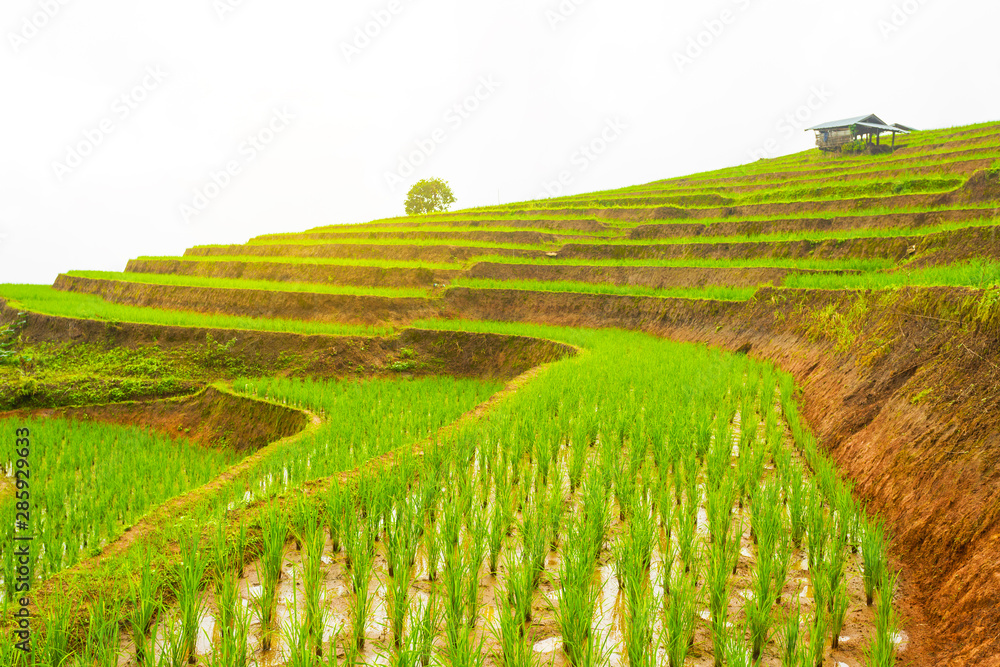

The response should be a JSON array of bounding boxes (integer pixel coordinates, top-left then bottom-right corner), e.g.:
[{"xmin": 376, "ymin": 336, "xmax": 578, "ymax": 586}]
[
  {"xmin": 705, "ymin": 473, "xmax": 735, "ymax": 547},
  {"xmin": 807, "ymin": 605, "xmax": 828, "ymax": 667},
  {"xmin": 151, "ymin": 611, "xmax": 188, "ymax": 667},
  {"xmin": 443, "ymin": 621, "xmax": 486, "ymax": 667},
  {"xmin": 706, "ymin": 541, "xmax": 733, "ymax": 667},
  {"xmin": 862, "ymin": 519, "xmax": 889, "ymax": 606},
  {"xmin": 348, "ymin": 517, "xmax": 376, "ymax": 651},
  {"xmin": 326, "ymin": 480, "xmax": 347, "ymax": 554},
  {"xmin": 865, "ymin": 570, "xmax": 900, "ymax": 667},
  {"xmin": 205, "ymin": 591, "xmax": 251, "ymax": 667},
  {"xmin": 465, "ymin": 514, "xmax": 487, "ymax": 627},
  {"xmin": 301, "ymin": 506, "xmax": 327, "ymax": 657},
  {"xmin": 773, "ymin": 526, "xmax": 793, "ymax": 604},
  {"xmin": 786, "ymin": 469, "xmax": 808, "ymax": 548},
  {"xmin": 234, "ymin": 518, "xmax": 248, "ymax": 579},
  {"xmin": 39, "ymin": 597, "xmax": 72, "ymax": 667},
  {"xmin": 747, "ymin": 568, "xmax": 776, "ymax": 661},
  {"xmin": 487, "ymin": 488, "xmax": 508, "ymax": 576},
  {"xmin": 723, "ymin": 621, "xmax": 756, "ymax": 667},
  {"xmin": 282, "ymin": 577, "xmax": 316, "ymax": 667},
  {"xmin": 675, "ymin": 484, "xmax": 699, "ymax": 575},
  {"xmin": 662, "ymin": 568, "xmax": 698, "ymax": 667},
  {"xmin": 553, "ymin": 518, "xmax": 599, "ymax": 667},
  {"xmin": 546, "ymin": 476, "xmax": 566, "ymax": 551},
  {"xmin": 805, "ymin": 485, "xmax": 829, "ymax": 571},
  {"xmin": 442, "ymin": 542, "xmax": 467, "ymax": 652},
  {"xmin": 174, "ymin": 535, "xmax": 208, "ymax": 665},
  {"xmin": 213, "ymin": 565, "xmax": 240, "ymax": 636},
  {"xmin": 413, "ymin": 594, "xmax": 440, "ymax": 667},
  {"xmin": 425, "ymin": 518, "xmax": 442, "ymax": 582},
  {"xmin": 492, "ymin": 579, "xmax": 534, "ymax": 667},
  {"xmin": 126, "ymin": 546, "xmax": 162, "ymax": 666},
  {"xmin": 830, "ymin": 576, "xmax": 849, "ymax": 649},
  {"xmin": 79, "ymin": 597, "xmax": 122, "ymax": 667},
  {"xmin": 622, "ymin": 574, "xmax": 656, "ymax": 667},
  {"xmin": 780, "ymin": 603, "xmax": 802, "ymax": 667}
]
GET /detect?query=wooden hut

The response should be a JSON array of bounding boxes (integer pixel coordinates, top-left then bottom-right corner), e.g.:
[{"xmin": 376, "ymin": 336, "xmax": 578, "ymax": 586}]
[{"xmin": 806, "ymin": 114, "xmax": 913, "ymax": 151}]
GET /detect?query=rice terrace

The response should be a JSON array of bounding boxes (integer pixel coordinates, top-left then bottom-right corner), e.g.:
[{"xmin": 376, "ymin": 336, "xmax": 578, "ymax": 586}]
[{"xmin": 5, "ymin": 119, "xmax": 1000, "ymax": 667}]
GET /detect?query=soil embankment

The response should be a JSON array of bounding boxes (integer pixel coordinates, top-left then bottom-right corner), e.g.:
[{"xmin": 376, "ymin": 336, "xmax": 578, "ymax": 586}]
[
  {"xmin": 183, "ymin": 243, "xmax": 549, "ymax": 263},
  {"xmin": 125, "ymin": 258, "xmax": 460, "ymax": 289},
  {"xmin": 0, "ymin": 386, "xmax": 308, "ymax": 454},
  {"xmin": 0, "ymin": 297, "xmax": 574, "ymax": 383},
  {"xmin": 465, "ymin": 261, "xmax": 842, "ymax": 288},
  {"xmin": 557, "ymin": 224, "xmax": 1000, "ymax": 267},
  {"xmin": 441, "ymin": 285, "xmax": 1000, "ymax": 667},
  {"xmin": 52, "ymin": 274, "xmax": 438, "ymax": 325}
]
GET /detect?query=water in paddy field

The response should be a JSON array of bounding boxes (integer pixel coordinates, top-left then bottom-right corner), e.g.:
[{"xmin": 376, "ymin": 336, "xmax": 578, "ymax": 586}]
[{"xmin": 113, "ymin": 379, "xmax": 882, "ymax": 667}]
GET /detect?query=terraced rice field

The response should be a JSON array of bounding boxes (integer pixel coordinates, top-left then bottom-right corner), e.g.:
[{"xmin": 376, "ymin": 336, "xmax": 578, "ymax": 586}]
[{"xmin": 1, "ymin": 120, "xmax": 999, "ymax": 666}]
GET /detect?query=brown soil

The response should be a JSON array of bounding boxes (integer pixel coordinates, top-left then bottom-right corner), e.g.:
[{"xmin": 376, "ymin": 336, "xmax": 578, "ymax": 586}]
[
  {"xmin": 465, "ymin": 261, "xmax": 837, "ymax": 289},
  {"xmin": 438, "ymin": 285, "xmax": 1000, "ymax": 666},
  {"xmin": 253, "ymin": 230, "xmax": 597, "ymax": 245},
  {"xmin": 53, "ymin": 274, "xmax": 438, "ymax": 326},
  {"xmin": 333, "ymin": 218, "xmax": 613, "ymax": 233},
  {"xmin": 0, "ymin": 386, "xmax": 307, "ymax": 453},
  {"xmin": 555, "ymin": 225, "xmax": 1000, "ymax": 267},
  {"xmin": 125, "ymin": 258, "xmax": 461, "ymax": 289},
  {"xmin": 628, "ymin": 208, "xmax": 997, "ymax": 240},
  {"xmin": 184, "ymin": 243, "xmax": 548, "ymax": 263}
]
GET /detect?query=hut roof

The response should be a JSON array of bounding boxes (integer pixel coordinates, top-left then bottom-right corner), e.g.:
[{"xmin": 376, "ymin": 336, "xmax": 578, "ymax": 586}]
[{"xmin": 806, "ymin": 114, "xmax": 887, "ymax": 131}]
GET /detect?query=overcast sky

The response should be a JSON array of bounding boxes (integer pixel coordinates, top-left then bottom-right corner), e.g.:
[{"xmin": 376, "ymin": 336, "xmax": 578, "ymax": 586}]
[{"xmin": 1, "ymin": 0, "xmax": 996, "ymax": 284}]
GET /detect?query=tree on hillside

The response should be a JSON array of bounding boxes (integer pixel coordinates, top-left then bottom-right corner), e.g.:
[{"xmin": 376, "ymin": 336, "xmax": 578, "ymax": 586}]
[{"xmin": 405, "ymin": 178, "xmax": 456, "ymax": 215}]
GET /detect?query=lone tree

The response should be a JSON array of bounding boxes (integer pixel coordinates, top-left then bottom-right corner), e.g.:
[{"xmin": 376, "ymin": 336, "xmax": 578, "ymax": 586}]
[{"xmin": 405, "ymin": 178, "xmax": 456, "ymax": 215}]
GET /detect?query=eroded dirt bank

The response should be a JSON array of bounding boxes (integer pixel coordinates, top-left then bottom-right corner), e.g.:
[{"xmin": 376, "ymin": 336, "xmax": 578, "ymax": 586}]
[
  {"xmin": 0, "ymin": 387, "xmax": 308, "ymax": 453},
  {"xmin": 441, "ymin": 285, "xmax": 1000, "ymax": 667}
]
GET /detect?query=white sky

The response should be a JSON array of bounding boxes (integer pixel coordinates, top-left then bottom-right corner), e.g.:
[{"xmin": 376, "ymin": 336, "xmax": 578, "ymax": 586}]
[{"xmin": 1, "ymin": 0, "xmax": 997, "ymax": 284}]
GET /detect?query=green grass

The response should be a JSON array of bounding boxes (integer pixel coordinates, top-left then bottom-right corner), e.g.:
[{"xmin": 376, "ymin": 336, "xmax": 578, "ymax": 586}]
[
  {"xmin": 0, "ymin": 285, "xmax": 394, "ymax": 337},
  {"xmin": 237, "ymin": 237, "xmax": 554, "ymax": 250},
  {"xmin": 135, "ymin": 255, "xmax": 464, "ymax": 270},
  {"xmin": 450, "ymin": 277, "xmax": 755, "ymax": 301},
  {"xmin": 565, "ymin": 218, "xmax": 998, "ymax": 247},
  {"xmin": 259, "ymin": 225, "xmax": 622, "ymax": 238},
  {"xmin": 467, "ymin": 254, "xmax": 893, "ymax": 272},
  {"xmin": 65, "ymin": 271, "xmax": 431, "ymax": 299},
  {"xmin": 783, "ymin": 259, "xmax": 1000, "ymax": 290}
]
